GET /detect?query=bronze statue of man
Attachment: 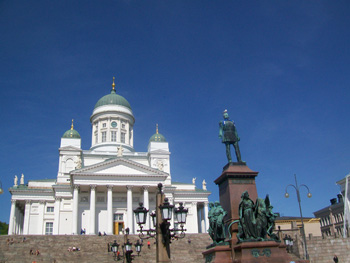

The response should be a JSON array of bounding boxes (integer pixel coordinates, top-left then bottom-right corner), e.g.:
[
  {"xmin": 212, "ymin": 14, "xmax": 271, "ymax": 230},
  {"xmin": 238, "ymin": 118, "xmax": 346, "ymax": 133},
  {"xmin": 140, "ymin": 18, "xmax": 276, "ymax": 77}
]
[{"xmin": 219, "ymin": 109, "xmax": 242, "ymax": 163}]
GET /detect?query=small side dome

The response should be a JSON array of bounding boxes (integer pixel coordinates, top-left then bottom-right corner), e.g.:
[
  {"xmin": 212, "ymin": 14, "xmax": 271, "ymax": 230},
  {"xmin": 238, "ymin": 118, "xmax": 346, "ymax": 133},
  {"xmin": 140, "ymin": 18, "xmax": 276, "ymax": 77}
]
[
  {"xmin": 62, "ymin": 120, "xmax": 81, "ymax": 139},
  {"xmin": 149, "ymin": 124, "xmax": 167, "ymax": 142},
  {"xmin": 94, "ymin": 77, "xmax": 132, "ymax": 110}
]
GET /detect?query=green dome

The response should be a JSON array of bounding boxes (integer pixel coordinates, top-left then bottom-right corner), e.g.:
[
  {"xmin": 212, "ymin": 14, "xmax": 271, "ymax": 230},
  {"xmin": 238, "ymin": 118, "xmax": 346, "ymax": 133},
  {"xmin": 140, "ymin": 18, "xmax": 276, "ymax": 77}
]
[
  {"xmin": 62, "ymin": 128, "xmax": 81, "ymax": 139},
  {"xmin": 149, "ymin": 132, "xmax": 167, "ymax": 142},
  {"xmin": 94, "ymin": 90, "xmax": 131, "ymax": 110}
]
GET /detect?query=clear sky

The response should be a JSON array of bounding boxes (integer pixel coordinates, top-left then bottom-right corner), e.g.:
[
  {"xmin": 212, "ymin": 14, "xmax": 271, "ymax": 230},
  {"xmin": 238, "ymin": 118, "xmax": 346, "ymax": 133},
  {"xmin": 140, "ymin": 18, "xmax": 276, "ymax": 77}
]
[{"xmin": 1, "ymin": 1, "xmax": 349, "ymax": 224}]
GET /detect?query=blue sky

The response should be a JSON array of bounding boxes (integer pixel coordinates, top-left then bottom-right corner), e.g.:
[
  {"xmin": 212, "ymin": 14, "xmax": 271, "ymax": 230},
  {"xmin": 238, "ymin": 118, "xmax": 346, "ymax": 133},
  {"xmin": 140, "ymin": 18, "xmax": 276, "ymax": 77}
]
[{"xmin": 1, "ymin": 1, "xmax": 350, "ymax": 224}]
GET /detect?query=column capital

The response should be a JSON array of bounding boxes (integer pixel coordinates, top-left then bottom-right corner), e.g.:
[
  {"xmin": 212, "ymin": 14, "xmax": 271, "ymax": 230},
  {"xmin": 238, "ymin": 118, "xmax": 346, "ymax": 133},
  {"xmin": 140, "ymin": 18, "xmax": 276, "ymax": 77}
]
[
  {"xmin": 192, "ymin": 201, "xmax": 198, "ymax": 206},
  {"xmin": 74, "ymin": 185, "xmax": 80, "ymax": 190},
  {"xmin": 204, "ymin": 201, "xmax": 209, "ymax": 205},
  {"xmin": 126, "ymin": 185, "xmax": 133, "ymax": 190},
  {"xmin": 90, "ymin": 184, "xmax": 97, "ymax": 190},
  {"xmin": 55, "ymin": 197, "xmax": 62, "ymax": 201},
  {"xmin": 11, "ymin": 199, "xmax": 16, "ymax": 204},
  {"xmin": 25, "ymin": 200, "xmax": 31, "ymax": 205},
  {"xmin": 39, "ymin": 200, "xmax": 46, "ymax": 204},
  {"xmin": 107, "ymin": 185, "xmax": 113, "ymax": 190},
  {"xmin": 142, "ymin": 185, "xmax": 149, "ymax": 191}
]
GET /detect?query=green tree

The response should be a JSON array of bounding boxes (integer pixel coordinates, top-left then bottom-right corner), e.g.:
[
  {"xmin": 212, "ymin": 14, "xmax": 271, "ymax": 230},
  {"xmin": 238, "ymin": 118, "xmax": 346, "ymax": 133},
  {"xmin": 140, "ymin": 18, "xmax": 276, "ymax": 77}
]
[{"xmin": 0, "ymin": 221, "xmax": 9, "ymax": 235}]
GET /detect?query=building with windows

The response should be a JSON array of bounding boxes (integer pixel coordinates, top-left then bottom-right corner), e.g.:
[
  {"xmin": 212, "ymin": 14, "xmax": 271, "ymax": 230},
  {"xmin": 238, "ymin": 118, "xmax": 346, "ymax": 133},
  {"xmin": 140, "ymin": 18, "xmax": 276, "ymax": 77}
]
[
  {"xmin": 8, "ymin": 79, "xmax": 210, "ymax": 235},
  {"xmin": 274, "ymin": 216, "xmax": 321, "ymax": 238},
  {"xmin": 313, "ymin": 195, "xmax": 345, "ymax": 237},
  {"xmin": 313, "ymin": 175, "xmax": 350, "ymax": 237}
]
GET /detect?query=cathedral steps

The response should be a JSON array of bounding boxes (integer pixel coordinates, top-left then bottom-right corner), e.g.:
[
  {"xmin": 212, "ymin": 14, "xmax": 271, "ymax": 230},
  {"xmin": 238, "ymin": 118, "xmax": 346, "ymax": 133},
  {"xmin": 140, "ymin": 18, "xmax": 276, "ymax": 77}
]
[{"xmin": 0, "ymin": 233, "xmax": 210, "ymax": 263}]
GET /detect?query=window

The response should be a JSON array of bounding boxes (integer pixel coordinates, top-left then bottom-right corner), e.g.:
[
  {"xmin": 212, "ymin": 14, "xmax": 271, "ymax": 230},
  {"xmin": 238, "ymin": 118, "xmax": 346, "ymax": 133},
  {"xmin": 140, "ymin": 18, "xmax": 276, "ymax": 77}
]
[
  {"xmin": 121, "ymin": 132, "xmax": 126, "ymax": 143},
  {"xmin": 102, "ymin": 131, "xmax": 106, "ymax": 142},
  {"xmin": 102, "ymin": 123, "xmax": 107, "ymax": 128},
  {"xmin": 46, "ymin": 207, "xmax": 54, "ymax": 213},
  {"xmin": 95, "ymin": 133, "xmax": 98, "ymax": 143},
  {"xmin": 122, "ymin": 123, "xmax": 126, "ymax": 129},
  {"xmin": 111, "ymin": 131, "xmax": 117, "ymax": 142},
  {"xmin": 114, "ymin": 213, "xmax": 124, "ymax": 221},
  {"xmin": 45, "ymin": 222, "xmax": 53, "ymax": 235}
]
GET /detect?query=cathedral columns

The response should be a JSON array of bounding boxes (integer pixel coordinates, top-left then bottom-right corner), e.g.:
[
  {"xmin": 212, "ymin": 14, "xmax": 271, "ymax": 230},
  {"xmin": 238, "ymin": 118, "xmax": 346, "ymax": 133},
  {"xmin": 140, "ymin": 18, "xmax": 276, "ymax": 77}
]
[
  {"xmin": 204, "ymin": 201, "xmax": 209, "ymax": 233},
  {"xmin": 53, "ymin": 197, "xmax": 61, "ymax": 235},
  {"xmin": 107, "ymin": 185, "xmax": 113, "ymax": 235},
  {"xmin": 126, "ymin": 186, "xmax": 133, "ymax": 233},
  {"xmin": 143, "ymin": 186, "xmax": 149, "ymax": 229},
  {"xmin": 200, "ymin": 205, "xmax": 205, "ymax": 233},
  {"xmin": 8, "ymin": 200, "xmax": 16, "ymax": 235},
  {"xmin": 16, "ymin": 207, "xmax": 23, "ymax": 234},
  {"xmin": 14, "ymin": 206, "xmax": 19, "ymax": 234},
  {"xmin": 192, "ymin": 202, "xmax": 198, "ymax": 233},
  {"xmin": 72, "ymin": 185, "xmax": 79, "ymax": 235},
  {"xmin": 23, "ymin": 200, "xmax": 31, "ymax": 235},
  {"xmin": 89, "ymin": 185, "xmax": 96, "ymax": 235}
]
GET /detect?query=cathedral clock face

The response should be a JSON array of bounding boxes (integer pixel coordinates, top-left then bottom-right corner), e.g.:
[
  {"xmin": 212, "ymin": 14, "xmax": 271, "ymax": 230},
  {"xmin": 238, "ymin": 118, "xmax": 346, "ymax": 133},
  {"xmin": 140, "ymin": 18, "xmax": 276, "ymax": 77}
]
[{"xmin": 111, "ymin": 121, "xmax": 117, "ymax": 128}]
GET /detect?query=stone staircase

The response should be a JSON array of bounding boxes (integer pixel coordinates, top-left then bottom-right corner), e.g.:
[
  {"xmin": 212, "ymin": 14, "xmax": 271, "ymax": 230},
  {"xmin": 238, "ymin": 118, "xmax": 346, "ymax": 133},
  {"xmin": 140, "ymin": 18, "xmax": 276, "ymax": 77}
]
[
  {"xmin": 306, "ymin": 236, "xmax": 350, "ymax": 263},
  {"xmin": 0, "ymin": 234, "xmax": 211, "ymax": 263}
]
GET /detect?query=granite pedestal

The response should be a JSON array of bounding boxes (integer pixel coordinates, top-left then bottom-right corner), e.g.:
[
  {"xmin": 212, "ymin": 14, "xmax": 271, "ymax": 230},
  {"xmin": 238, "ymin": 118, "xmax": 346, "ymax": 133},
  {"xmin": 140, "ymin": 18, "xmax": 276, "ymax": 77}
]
[{"xmin": 214, "ymin": 162, "xmax": 258, "ymax": 242}]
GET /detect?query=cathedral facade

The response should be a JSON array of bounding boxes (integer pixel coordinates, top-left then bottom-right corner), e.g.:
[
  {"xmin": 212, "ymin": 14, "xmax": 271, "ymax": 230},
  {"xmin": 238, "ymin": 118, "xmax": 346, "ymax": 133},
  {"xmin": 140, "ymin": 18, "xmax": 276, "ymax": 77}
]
[{"xmin": 8, "ymin": 79, "xmax": 210, "ymax": 235}]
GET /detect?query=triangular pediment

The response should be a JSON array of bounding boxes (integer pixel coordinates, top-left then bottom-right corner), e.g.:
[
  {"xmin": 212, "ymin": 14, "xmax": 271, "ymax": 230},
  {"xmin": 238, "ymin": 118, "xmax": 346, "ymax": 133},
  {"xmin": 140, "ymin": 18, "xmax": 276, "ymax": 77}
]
[{"xmin": 71, "ymin": 157, "xmax": 168, "ymax": 177}]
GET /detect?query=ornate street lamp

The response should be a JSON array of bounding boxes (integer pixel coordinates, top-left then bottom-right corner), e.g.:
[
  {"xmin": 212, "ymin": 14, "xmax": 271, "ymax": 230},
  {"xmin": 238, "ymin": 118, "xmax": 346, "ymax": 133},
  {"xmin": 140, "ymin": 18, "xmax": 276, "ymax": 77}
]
[
  {"xmin": 135, "ymin": 240, "xmax": 142, "ymax": 256},
  {"xmin": 108, "ymin": 229, "xmax": 134, "ymax": 262},
  {"xmin": 134, "ymin": 203, "xmax": 149, "ymax": 225},
  {"xmin": 111, "ymin": 240, "xmax": 119, "ymax": 253},
  {"xmin": 174, "ymin": 202, "xmax": 188, "ymax": 224},
  {"xmin": 133, "ymin": 183, "xmax": 188, "ymax": 263},
  {"xmin": 125, "ymin": 239, "xmax": 133, "ymax": 252},
  {"xmin": 159, "ymin": 198, "xmax": 174, "ymax": 221},
  {"xmin": 285, "ymin": 174, "xmax": 312, "ymax": 260}
]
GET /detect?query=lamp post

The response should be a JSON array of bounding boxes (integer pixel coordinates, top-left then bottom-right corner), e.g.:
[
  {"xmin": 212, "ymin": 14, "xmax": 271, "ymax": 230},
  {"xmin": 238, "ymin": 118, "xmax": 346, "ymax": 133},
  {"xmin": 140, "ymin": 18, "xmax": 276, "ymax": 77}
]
[
  {"xmin": 124, "ymin": 239, "xmax": 133, "ymax": 263},
  {"xmin": 284, "ymin": 174, "xmax": 312, "ymax": 260},
  {"xmin": 133, "ymin": 183, "xmax": 188, "ymax": 263},
  {"xmin": 109, "ymin": 228, "xmax": 134, "ymax": 262}
]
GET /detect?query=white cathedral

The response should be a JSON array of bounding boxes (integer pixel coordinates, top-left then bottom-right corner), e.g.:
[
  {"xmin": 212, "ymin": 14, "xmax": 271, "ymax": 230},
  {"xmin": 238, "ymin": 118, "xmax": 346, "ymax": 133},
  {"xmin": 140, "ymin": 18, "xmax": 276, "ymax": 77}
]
[{"xmin": 8, "ymin": 79, "xmax": 210, "ymax": 236}]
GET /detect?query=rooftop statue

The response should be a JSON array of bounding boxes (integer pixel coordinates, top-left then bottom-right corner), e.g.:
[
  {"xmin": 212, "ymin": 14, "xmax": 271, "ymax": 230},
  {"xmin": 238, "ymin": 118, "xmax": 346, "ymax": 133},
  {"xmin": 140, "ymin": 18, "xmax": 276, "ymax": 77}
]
[
  {"xmin": 202, "ymin": 179, "xmax": 207, "ymax": 190},
  {"xmin": 20, "ymin": 174, "xmax": 24, "ymax": 185},
  {"xmin": 219, "ymin": 109, "xmax": 242, "ymax": 163},
  {"xmin": 236, "ymin": 191, "xmax": 279, "ymax": 243},
  {"xmin": 14, "ymin": 175, "xmax": 18, "ymax": 187},
  {"xmin": 208, "ymin": 201, "xmax": 227, "ymax": 246}
]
